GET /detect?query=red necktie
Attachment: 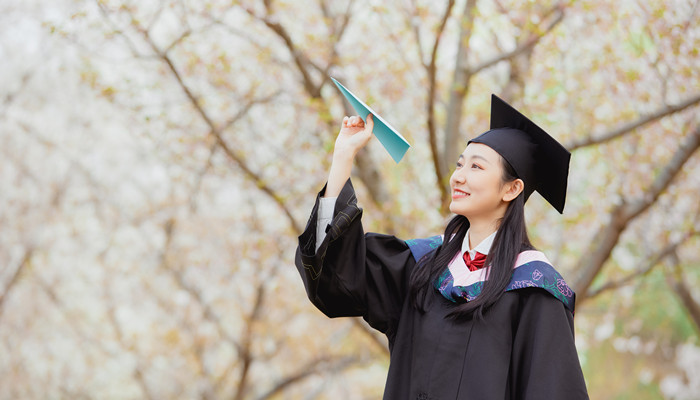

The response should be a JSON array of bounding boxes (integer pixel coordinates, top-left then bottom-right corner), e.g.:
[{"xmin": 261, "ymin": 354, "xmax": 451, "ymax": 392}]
[{"xmin": 463, "ymin": 251, "xmax": 487, "ymax": 272}]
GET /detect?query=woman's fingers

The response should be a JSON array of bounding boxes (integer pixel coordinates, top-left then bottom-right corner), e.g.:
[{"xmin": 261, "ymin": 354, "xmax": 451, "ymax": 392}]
[
  {"xmin": 340, "ymin": 115, "xmax": 373, "ymax": 133},
  {"xmin": 365, "ymin": 113, "xmax": 374, "ymax": 131},
  {"xmin": 335, "ymin": 114, "xmax": 373, "ymax": 156},
  {"xmin": 343, "ymin": 116, "xmax": 353, "ymax": 127},
  {"xmin": 343, "ymin": 115, "xmax": 367, "ymax": 128}
]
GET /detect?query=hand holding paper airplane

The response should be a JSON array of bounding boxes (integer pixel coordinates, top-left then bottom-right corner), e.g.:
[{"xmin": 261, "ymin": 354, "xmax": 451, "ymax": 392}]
[
  {"xmin": 331, "ymin": 77, "xmax": 411, "ymax": 163},
  {"xmin": 334, "ymin": 114, "xmax": 375, "ymax": 158}
]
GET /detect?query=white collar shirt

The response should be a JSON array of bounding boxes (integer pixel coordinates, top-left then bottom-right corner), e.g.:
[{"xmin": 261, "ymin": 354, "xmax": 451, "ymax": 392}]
[{"xmin": 461, "ymin": 229, "xmax": 497, "ymax": 259}]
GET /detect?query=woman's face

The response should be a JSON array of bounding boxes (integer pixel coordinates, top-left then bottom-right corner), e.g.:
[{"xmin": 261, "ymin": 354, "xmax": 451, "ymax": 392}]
[{"xmin": 449, "ymin": 143, "xmax": 516, "ymax": 221}]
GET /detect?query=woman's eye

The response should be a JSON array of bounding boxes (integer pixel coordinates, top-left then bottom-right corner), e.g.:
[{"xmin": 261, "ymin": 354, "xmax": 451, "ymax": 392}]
[
  {"xmin": 455, "ymin": 162, "xmax": 463, "ymax": 168},
  {"xmin": 471, "ymin": 163, "xmax": 481, "ymax": 169}
]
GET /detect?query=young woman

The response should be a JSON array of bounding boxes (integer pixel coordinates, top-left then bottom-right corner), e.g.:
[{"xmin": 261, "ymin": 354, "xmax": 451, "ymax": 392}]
[{"xmin": 295, "ymin": 95, "xmax": 589, "ymax": 399}]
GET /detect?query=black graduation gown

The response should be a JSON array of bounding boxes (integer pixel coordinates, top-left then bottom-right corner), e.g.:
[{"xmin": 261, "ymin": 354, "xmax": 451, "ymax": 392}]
[{"xmin": 295, "ymin": 180, "xmax": 589, "ymax": 399}]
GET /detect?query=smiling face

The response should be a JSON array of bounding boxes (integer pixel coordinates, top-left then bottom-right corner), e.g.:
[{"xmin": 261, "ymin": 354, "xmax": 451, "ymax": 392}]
[{"xmin": 449, "ymin": 143, "xmax": 524, "ymax": 223}]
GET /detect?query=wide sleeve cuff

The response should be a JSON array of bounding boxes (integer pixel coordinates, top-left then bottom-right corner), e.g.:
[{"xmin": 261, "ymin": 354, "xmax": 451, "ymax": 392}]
[
  {"xmin": 315, "ymin": 196, "xmax": 337, "ymax": 251},
  {"xmin": 298, "ymin": 178, "xmax": 362, "ymax": 262}
]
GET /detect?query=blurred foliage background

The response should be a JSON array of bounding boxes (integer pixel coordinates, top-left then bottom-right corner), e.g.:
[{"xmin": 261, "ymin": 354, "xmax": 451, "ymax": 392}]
[{"xmin": 1, "ymin": 0, "xmax": 699, "ymax": 399}]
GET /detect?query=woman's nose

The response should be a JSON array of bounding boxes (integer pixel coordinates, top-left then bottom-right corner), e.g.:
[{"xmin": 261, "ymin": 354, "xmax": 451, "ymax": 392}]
[{"xmin": 451, "ymin": 169, "xmax": 465, "ymax": 184}]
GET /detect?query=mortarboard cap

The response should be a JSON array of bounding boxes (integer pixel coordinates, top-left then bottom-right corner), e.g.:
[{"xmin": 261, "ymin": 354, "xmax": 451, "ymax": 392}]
[{"xmin": 468, "ymin": 94, "xmax": 571, "ymax": 213}]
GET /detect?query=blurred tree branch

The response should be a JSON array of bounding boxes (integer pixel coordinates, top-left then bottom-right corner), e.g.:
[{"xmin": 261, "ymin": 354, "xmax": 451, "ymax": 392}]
[
  {"xmin": 156, "ymin": 219, "xmax": 236, "ymax": 396},
  {"xmin": 440, "ymin": 0, "xmax": 478, "ymax": 212},
  {"xmin": 469, "ymin": 4, "xmax": 565, "ymax": 77},
  {"xmin": 34, "ymin": 275, "xmax": 115, "ymax": 360},
  {"xmin": 96, "ymin": 4, "xmax": 304, "ymax": 233},
  {"xmin": 586, "ymin": 230, "xmax": 700, "ymax": 299},
  {"xmin": 0, "ymin": 248, "xmax": 32, "ymax": 324},
  {"xmin": 573, "ymin": 125, "xmax": 700, "ymax": 301},
  {"xmin": 92, "ymin": 5, "xmax": 375, "ymax": 393},
  {"xmin": 255, "ymin": 355, "xmax": 360, "ymax": 400},
  {"xmin": 233, "ymin": 278, "xmax": 267, "ymax": 400},
  {"xmin": 149, "ymin": 40, "xmax": 300, "ymax": 231},
  {"xmin": 0, "ymin": 71, "xmax": 33, "ymax": 116},
  {"xmin": 240, "ymin": 0, "xmax": 397, "ymax": 223},
  {"xmin": 32, "ymin": 271, "xmax": 182, "ymax": 399},
  {"xmin": 156, "ymin": 216, "xmax": 348, "ymax": 398},
  {"xmin": 666, "ymin": 254, "xmax": 700, "ymax": 335},
  {"xmin": 567, "ymin": 93, "xmax": 700, "ymax": 150},
  {"xmin": 421, "ymin": 0, "xmax": 457, "ymax": 211},
  {"xmin": 94, "ymin": 2, "xmax": 150, "ymax": 59},
  {"xmin": 496, "ymin": 5, "xmax": 565, "ymax": 106},
  {"xmin": 104, "ymin": 286, "xmax": 157, "ymax": 400}
]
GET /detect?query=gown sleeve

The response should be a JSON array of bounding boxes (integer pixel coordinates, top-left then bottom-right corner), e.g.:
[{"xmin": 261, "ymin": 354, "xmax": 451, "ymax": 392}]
[
  {"xmin": 295, "ymin": 179, "xmax": 416, "ymax": 337},
  {"xmin": 509, "ymin": 288, "xmax": 590, "ymax": 399}
]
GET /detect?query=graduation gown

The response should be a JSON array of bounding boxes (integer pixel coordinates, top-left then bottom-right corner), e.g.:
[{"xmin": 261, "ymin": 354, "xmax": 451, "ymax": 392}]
[{"xmin": 295, "ymin": 180, "xmax": 589, "ymax": 399}]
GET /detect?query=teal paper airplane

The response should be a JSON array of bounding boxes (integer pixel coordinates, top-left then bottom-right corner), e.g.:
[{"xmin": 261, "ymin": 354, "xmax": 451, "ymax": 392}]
[{"xmin": 331, "ymin": 77, "xmax": 411, "ymax": 163}]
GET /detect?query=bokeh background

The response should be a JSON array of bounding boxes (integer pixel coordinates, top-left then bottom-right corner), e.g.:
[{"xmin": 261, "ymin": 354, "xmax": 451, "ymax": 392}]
[{"xmin": 1, "ymin": 0, "xmax": 699, "ymax": 398}]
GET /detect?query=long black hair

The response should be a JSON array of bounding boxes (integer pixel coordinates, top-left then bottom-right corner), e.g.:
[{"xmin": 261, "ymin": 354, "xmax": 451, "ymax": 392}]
[{"xmin": 408, "ymin": 155, "xmax": 533, "ymax": 320}]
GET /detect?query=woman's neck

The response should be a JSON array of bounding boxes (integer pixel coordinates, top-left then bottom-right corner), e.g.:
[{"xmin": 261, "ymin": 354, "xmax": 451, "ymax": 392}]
[{"xmin": 468, "ymin": 219, "xmax": 499, "ymax": 250}]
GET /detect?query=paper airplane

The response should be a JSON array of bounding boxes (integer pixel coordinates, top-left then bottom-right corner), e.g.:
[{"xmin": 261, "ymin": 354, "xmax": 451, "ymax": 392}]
[{"xmin": 331, "ymin": 77, "xmax": 411, "ymax": 163}]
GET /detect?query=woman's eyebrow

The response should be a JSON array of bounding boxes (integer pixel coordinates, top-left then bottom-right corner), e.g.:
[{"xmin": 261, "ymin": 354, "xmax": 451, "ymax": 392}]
[{"xmin": 460, "ymin": 154, "xmax": 491, "ymax": 164}]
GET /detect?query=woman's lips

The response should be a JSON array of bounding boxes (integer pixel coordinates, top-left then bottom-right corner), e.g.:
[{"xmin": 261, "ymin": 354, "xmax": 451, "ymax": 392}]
[{"xmin": 452, "ymin": 189, "xmax": 470, "ymax": 199}]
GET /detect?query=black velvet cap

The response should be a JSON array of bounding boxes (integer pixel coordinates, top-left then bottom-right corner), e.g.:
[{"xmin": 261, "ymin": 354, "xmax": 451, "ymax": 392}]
[{"xmin": 468, "ymin": 94, "xmax": 570, "ymax": 214}]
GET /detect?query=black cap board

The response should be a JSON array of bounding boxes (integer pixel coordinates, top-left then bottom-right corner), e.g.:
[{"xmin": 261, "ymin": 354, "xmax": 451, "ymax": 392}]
[{"xmin": 468, "ymin": 94, "xmax": 571, "ymax": 214}]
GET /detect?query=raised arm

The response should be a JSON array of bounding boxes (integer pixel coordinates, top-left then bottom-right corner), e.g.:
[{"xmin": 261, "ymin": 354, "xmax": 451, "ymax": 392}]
[
  {"xmin": 296, "ymin": 114, "xmax": 418, "ymax": 337},
  {"xmin": 324, "ymin": 114, "xmax": 374, "ymax": 198}
]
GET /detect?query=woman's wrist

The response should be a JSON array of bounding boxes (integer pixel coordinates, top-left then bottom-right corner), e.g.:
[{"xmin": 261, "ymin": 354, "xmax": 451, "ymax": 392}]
[
  {"xmin": 325, "ymin": 155, "xmax": 353, "ymax": 198},
  {"xmin": 332, "ymin": 148, "xmax": 356, "ymax": 164}
]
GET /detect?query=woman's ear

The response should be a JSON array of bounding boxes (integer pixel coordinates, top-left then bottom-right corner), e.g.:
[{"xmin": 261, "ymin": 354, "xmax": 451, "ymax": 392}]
[{"xmin": 502, "ymin": 179, "xmax": 525, "ymax": 202}]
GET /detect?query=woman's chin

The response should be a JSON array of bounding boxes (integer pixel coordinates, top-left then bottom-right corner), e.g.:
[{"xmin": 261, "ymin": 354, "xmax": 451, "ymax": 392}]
[{"xmin": 449, "ymin": 202, "xmax": 469, "ymax": 217}]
